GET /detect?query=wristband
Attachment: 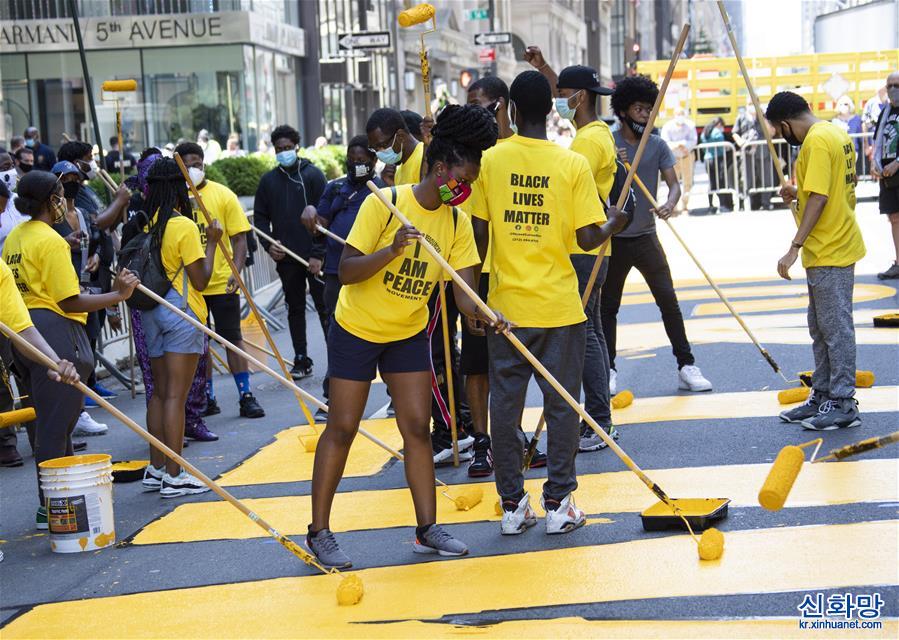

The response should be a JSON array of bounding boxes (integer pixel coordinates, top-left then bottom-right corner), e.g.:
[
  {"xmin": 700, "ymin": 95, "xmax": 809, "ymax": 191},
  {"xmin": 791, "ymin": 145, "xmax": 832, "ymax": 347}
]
[{"xmin": 791, "ymin": 241, "xmax": 803, "ymax": 250}]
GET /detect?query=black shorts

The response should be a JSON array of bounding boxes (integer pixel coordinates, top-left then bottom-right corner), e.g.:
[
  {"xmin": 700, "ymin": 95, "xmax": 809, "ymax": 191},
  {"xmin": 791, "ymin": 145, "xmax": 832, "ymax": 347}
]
[
  {"xmin": 879, "ymin": 182, "xmax": 899, "ymax": 214},
  {"xmin": 327, "ymin": 320, "xmax": 429, "ymax": 382},
  {"xmin": 204, "ymin": 293, "xmax": 242, "ymax": 343},
  {"xmin": 461, "ymin": 273, "xmax": 490, "ymax": 376}
]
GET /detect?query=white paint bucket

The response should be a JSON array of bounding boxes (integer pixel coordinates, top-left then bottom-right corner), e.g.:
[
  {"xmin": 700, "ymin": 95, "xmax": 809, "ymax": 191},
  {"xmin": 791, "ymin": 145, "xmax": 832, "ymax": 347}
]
[{"xmin": 38, "ymin": 454, "xmax": 116, "ymax": 554}]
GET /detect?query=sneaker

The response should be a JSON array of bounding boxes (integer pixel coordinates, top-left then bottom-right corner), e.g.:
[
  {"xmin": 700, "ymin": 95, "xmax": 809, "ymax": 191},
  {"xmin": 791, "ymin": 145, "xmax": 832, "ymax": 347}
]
[
  {"xmin": 290, "ymin": 355, "xmax": 313, "ymax": 380},
  {"xmin": 306, "ymin": 528, "xmax": 352, "ymax": 569},
  {"xmin": 501, "ymin": 493, "xmax": 538, "ymax": 535},
  {"xmin": 239, "ymin": 392, "xmax": 265, "ymax": 419},
  {"xmin": 314, "ymin": 407, "xmax": 329, "ymax": 423},
  {"xmin": 800, "ymin": 398, "xmax": 861, "ymax": 431},
  {"xmin": 467, "ymin": 433, "xmax": 493, "ymax": 478},
  {"xmin": 579, "ymin": 422, "xmax": 619, "ymax": 452},
  {"xmin": 386, "ymin": 401, "xmax": 396, "ymax": 417},
  {"xmin": 0, "ymin": 445, "xmax": 24, "ymax": 467},
  {"xmin": 678, "ymin": 365, "xmax": 712, "ymax": 392},
  {"xmin": 609, "ymin": 368, "xmax": 617, "ymax": 396},
  {"xmin": 73, "ymin": 411, "xmax": 108, "ymax": 436},
  {"xmin": 36, "ymin": 506, "xmax": 48, "ymax": 530},
  {"xmin": 73, "ymin": 441, "xmax": 87, "ymax": 452},
  {"xmin": 185, "ymin": 421, "xmax": 219, "ymax": 442},
  {"xmin": 84, "ymin": 395, "xmax": 99, "ymax": 408},
  {"xmin": 142, "ymin": 465, "xmax": 164, "ymax": 491},
  {"xmin": 542, "ymin": 493, "xmax": 586, "ymax": 535},
  {"xmin": 779, "ymin": 390, "xmax": 824, "ymax": 423},
  {"xmin": 413, "ymin": 524, "xmax": 469, "ymax": 556},
  {"xmin": 528, "ymin": 448, "xmax": 547, "ymax": 469},
  {"xmin": 160, "ymin": 470, "xmax": 210, "ymax": 498},
  {"xmin": 91, "ymin": 383, "xmax": 117, "ymax": 398},
  {"xmin": 432, "ymin": 428, "xmax": 473, "ymax": 465},
  {"xmin": 202, "ymin": 395, "xmax": 221, "ymax": 417},
  {"xmin": 877, "ymin": 262, "xmax": 899, "ymax": 280}
]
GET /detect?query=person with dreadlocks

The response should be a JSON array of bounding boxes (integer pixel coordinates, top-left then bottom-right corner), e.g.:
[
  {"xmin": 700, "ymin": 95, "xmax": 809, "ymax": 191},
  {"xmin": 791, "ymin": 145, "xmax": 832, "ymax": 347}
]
[
  {"xmin": 307, "ymin": 104, "xmax": 508, "ymax": 568},
  {"xmin": 2, "ymin": 171, "xmax": 138, "ymax": 528},
  {"xmin": 133, "ymin": 158, "xmax": 223, "ymax": 497}
]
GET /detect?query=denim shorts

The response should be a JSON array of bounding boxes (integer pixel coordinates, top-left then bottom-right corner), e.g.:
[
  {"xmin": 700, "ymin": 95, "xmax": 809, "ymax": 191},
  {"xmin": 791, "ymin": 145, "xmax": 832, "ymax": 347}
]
[
  {"xmin": 140, "ymin": 288, "xmax": 204, "ymax": 359},
  {"xmin": 327, "ymin": 320, "xmax": 429, "ymax": 382}
]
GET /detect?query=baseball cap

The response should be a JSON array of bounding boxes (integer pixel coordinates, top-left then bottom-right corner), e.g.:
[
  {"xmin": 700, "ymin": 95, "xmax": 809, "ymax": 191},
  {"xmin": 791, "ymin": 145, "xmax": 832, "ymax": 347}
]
[
  {"xmin": 557, "ymin": 65, "xmax": 613, "ymax": 96},
  {"xmin": 51, "ymin": 160, "xmax": 81, "ymax": 176}
]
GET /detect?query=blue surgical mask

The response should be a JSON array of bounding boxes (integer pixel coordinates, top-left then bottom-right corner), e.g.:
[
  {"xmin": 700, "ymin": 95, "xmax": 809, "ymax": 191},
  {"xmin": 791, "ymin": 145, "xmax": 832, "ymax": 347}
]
[
  {"xmin": 375, "ymin": 133, "xmax": 402, "ymax": 165},
  {"xmin": 24, "ymin": 138, "xmax": 35, "ymax": 148},
  {"xmin": 554, "ymin": 91, "xmax": 582, "ymax": 121},
  {"xmin": 276, "ymin": 149, "xmax": 297, "ymax": 167}
]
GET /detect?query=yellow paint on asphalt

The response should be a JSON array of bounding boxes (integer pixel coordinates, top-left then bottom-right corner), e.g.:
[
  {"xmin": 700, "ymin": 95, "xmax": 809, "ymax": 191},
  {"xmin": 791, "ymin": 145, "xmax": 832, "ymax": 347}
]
[
  {"xmin": 217, "ymin": 418, "xmax": 403, "ymax": 487},
  {"xmin": 8, "ymin": 521, "xmax": 897, "ymax": 639},
  {"xmin": 691, "ymin": 284, "xmax": 895, "ymax": 316},
  {"xmin": 131, "ymin": 458, "xmax": 896, "ymax": 544}
]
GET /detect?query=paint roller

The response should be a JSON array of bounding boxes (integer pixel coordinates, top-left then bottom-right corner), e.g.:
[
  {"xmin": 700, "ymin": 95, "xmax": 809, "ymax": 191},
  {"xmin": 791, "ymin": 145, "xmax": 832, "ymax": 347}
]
[
  {"xmin": 101, "ymin": 79, "xmax": 137, "ymax": 93},
  {"xmin": 779, "ymin": 370, "xmax": 876, "ymax": 405},
  {"xmin": 0, "ymin": 320, "xmax": 363, "ymax": 606},
  {"xmin": 398, "ymin": 3, "xmax": 435, "ymax": 27},
  {"xmin": 759, "ymin": 431, "xmax": 899, "ymax": 511},
  {"xmin": 0, "ymin": 407, "xmax": 36, "ymax": 428},
  {"xmin": 101, "ymin": 79, "xmax": 137, "ymax": 183}
]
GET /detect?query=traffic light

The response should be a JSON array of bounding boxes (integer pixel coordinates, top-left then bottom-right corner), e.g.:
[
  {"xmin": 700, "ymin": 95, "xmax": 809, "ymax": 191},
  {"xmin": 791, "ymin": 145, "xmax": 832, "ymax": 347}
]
[{"xmin": 460, "ymin": 68, "xmax": 479, "ymax": 90}]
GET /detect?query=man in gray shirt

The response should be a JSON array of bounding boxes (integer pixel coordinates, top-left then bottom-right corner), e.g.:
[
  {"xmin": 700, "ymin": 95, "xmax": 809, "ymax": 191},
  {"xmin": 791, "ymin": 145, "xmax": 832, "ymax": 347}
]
[{"xmin": 600, "ymin": 74, "xmax": 712, "ymax": 393}]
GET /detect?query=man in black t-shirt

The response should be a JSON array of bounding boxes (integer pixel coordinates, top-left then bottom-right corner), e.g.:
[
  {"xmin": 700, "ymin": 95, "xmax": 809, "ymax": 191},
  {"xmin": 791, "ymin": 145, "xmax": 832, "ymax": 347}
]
[{"xmin": 873, "ymin": 71, "xmax": 899, "ymax": 280}]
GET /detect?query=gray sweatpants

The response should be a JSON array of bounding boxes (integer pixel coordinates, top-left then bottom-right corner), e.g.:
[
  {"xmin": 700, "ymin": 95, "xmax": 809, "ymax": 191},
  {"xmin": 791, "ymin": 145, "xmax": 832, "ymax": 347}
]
[
  {"xmin": 13, "ymin": 309, "xmax": 94, "ymax": 506},
  {"xmin": 488, "ymin": 322, "xmax": 585, "ymax": 503},
  {"xmin": 571, "ymin": 254, "xmax": 612, "ymax": 428},
  {"xmin": 806, "ymin": 265, "xmax": 856, "ymax": 399}
]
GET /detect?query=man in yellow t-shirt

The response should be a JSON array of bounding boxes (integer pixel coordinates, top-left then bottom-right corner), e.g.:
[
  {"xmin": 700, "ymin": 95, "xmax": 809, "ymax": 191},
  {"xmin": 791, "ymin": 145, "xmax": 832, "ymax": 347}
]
[
  {"xmin": 766, "ymin": 91, "xmax": 867, "ymax": 431},
  {"xmin": 176, "ymin": 142, "xmax": 264, "ymax": 422},
  {"xmin": 366, "ymin": 108, "xmax": 424, "ymax": 186},
  {"xmin": 471, "ymin": 70, "xmax": 627, "ymax": 536}
]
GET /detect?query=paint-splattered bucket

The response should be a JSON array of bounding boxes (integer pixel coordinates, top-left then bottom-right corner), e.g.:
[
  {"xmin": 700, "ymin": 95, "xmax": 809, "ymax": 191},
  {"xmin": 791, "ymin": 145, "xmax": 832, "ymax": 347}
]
[{"xmin": 38, "ymin": 454, "xmax": 115, "ymax": 554}]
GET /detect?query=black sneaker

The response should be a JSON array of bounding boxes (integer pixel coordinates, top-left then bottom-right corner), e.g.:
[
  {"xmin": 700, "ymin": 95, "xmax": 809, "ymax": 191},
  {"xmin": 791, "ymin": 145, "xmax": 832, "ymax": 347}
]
[
  {"xmin": 529, "ymin": 448, "xmax": 547, "ymax": 469},
  {"xmin": 73, "ymin": 441, "xmax": 87, "ymax": 452},
  {"xmin": 306, "ymin": 528, "xmax": 352, "ymax": 569},
  {"xmin": 386, "ymin": 400, "xmax": 396, "ymax": 417},
  {"xmin": 290, "ymin": 355, "xmax": 313, "ymax": 380},
  {"xmin": 313, "ymin": 407, "xmax": 329, "ymax": 423},
  {"xmin": 467, "ymin": 433, "xmax": 493, "ymax": 478},
  {"xmin": 239, "ymin": 392, "xmax": 265, "ymax": 418},
  {"xmin": 800, "ymin": 398, "xmax": 861, "ymax": 431},
  {"xmin": 185, "ymin": 421, "xmax": 219, "ymax": 442},
  {"xmin": 203, "ymin": 395, "xmax": 221, "ymax": 417},
  {"xmin": 877, "ymin": 262, "xmax": 899, "ymax": 280},
  {"xmin": 432, "ymin": 428, "xmax": 473, "ymax": 465},
  {"xmin": 779, "ymin": 390, "xmax": 824, "ymax": 424},
  {"xmin": 579, "ymin": 422, "xmax": 619, "ymax": 452}
]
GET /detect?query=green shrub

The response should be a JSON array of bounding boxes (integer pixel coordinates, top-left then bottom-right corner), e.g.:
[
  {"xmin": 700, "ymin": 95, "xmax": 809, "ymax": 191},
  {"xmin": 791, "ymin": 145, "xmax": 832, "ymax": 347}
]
[
  {"xmin": 300, "ymin": 145, "xmax": 347, "ymax": 180},
  {"xmin": 210, "ymin": 155, "xmax": 274, "ymax": 196},
  {"xmin": 204, "ymin": 162, "xmax": 230, "ymax": 190}
]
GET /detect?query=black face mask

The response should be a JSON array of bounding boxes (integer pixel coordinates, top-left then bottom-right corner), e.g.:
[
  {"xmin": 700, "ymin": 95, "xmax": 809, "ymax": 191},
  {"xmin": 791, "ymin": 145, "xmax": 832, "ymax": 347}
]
[
  {"xmin": 347, "ymin": 161, "xmax": 374, "ymax": 183},
  {"xmin": 623, "ymin": 114, "xmax": 646, "ymax": 136},
  {"xmin": 782, "ymin": 121, "xmax": 800, "ymax": 146},
  {"xmin": 63, "ymin": 181, "xmax": 81, "ymax": 200},
  {"xmin": 20, "ymin": 164, "xmax": 33, "ymax": 173}
]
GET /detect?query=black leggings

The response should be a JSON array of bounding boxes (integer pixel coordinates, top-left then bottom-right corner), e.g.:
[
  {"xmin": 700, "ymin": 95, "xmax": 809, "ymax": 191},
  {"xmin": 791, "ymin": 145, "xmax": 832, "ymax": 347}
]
[{"xmin": 276, "ymin": 260, "xmax": 328, "ymax": 359}]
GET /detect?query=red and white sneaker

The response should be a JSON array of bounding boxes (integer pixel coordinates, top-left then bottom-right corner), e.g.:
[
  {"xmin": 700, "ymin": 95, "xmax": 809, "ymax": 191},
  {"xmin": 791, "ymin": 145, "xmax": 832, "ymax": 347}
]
[{"xmin": 542, "ymin": 493, "xmax": 586, "ymax": 535}]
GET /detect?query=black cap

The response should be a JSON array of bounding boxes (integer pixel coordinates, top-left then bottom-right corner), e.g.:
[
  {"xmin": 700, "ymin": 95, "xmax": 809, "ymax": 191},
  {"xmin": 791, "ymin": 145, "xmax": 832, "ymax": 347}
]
[{"xmin": 557, "ymin": 65, "xmax": 613, "ymax": 96}]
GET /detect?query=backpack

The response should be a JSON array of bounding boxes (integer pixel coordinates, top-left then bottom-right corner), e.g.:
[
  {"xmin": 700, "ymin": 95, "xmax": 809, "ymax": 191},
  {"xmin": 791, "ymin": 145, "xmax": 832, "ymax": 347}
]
[{"xmin": 117, "ymin": 214, "xmax": 186, "ymax": 311}]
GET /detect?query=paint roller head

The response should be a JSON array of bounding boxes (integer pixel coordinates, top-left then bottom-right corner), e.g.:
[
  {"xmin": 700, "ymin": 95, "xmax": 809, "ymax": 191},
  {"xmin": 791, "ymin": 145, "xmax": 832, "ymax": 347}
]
[
  {"xmin": 856, "ymin": 370, "xmax": 875, "ymax": 388},
  {"xmin": 777, "ymin": 386, "xmax": 810, "ymax": 405},
  {"xmin": 336, "ymin": 574, "xmax": 364, "ymax": 606},
  {"xmin": 698, "ymin": 527, "xmax": 724, "ymax": 561},
  {"xmin": 398, "ymin": 3, "xmax": 435, "ymax": 27},
  {"xmin": 102, "ymin": 79, "xmax": 137, "ymax": 92},
  {"xmin": 758, "ymin": 445, "xmax": 805, "ymax": 511},
  {"xmin": 494, "ymin": 499, "xmax": 503, "ymax": 516},
  {"xmin": 300, "ymin": 435, "xmax": 319, "ymax": 453},
  {"xmin": 453, "ymin": 486, "xmax": 484, "ymax": 511},
  {"xmin": 611, "ymin": 389, "xmax": 634, "ymax": 409}
]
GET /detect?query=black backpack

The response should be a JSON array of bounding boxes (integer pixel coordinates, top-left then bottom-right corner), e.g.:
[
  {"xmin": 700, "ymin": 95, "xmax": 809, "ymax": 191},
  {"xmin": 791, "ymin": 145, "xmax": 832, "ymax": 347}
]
[{"xmin": 117, "ymin": 214, "xmax": 185, "ymax": 311}]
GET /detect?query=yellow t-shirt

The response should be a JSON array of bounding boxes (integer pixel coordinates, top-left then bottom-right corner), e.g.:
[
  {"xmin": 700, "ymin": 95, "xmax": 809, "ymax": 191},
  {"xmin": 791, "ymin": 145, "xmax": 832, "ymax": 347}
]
[
  {"xmin": 0, "ymin": 259, "xmax": 33, "ymax": 333},
  {"xmin": 795, "ymin": 122, "xmax": 866, "ymax": 268},
  {"xmin": 394, "ymin": 141, "xmax": 424, "ymax": 186},
  {"xmin": 335, "ymin": 185, "xmax": 481, "ymax": 343},
  {"xmin": 2, "ymin": 220, "xmax": 86, "ymax": 324},
  {"xmin": 192, "ymin": 180, "xmax": 251, "ymax": 295},
  {"xmin": 467, "ymin": 137, "xmax": 513, "ymax": 274},
  {"xmin": 471, "ymin": 135, "xmax": 603, "ymax": 327},
  {"xmin": 157, "ymin": 215, "xmax": 208, "ymax": 321},
  {"xmin": 569, "ymin": 120, "xmax": 614, "ymax": 257}
]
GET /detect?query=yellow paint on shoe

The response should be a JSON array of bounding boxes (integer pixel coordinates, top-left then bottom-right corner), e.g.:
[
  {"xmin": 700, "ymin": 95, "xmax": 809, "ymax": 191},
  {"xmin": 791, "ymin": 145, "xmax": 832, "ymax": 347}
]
[
  {"xmin": 131, "ymin": 458, "xmax": 896, "ymax": 545},
  {"xmin": 7, "ymin": 521, "xmax": 897, "ymax": 639},
  {"xmin": 692, "ymin": 283, "xmax": 895, "ymax": 316}
]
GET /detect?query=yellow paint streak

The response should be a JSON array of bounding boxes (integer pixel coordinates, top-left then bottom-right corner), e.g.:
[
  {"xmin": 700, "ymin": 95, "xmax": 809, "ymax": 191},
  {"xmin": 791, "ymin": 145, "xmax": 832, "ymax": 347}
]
[
  {"xmin": 622, "ymin": 276, "xmax": 787, "ymax": 294},
  {"xmin": 131, "ymin": 458, "xmax": 896, "ymax": 544},
  {"xmin": 621, "ymin": 283, "xmax": 884, "ymax": 307},
  {"xmin": 217, "ymin": 418, "xmax": 403, "ymax": 487},
  {"xmin": 7, "ymin": 521, "xmax": 898, "ymax": 639},
  {"xmin": 692, "ymin": 284, "xmax": 895, "ymax": 316}
]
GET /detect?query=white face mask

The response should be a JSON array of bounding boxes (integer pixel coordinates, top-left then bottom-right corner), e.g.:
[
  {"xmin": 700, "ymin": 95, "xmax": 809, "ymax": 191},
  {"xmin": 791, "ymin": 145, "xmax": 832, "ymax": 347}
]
[
  {"xmin": 187, "ymin": 166, "xmax": 205, "ymax": 187},
  {"xmin": 84, "ymin": 160, "xmax": 98, "ymax": 180},
  {"xmin": 1, "ymin": 168, "xmax": 18, "ymax": 191}
]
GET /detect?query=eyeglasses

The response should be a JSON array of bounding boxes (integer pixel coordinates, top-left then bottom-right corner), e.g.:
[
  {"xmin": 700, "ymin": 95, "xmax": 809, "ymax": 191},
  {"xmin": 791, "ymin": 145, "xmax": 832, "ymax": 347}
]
[
  {"xmin": 888, "ymin": 83, "xmax": 899, "ymax": 89},
  {"xmin": 368, "ymin": 131, "xmax": 398, "ymax": 153}
]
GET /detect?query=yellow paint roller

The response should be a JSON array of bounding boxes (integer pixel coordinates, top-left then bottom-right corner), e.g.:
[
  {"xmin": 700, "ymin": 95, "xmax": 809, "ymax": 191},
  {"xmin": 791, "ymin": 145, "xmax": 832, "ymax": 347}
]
[
  {"xmin": 398, "ymin": 3, "xmax": 435, "ymax": 27},
  {"xmin": 777, "ymin": 386, "xmax": 811, "ymax": 405},
  {"xmin": 101, "ymin": 79, "xmax": 137, "ymax": 92},
  {"xmin": 798, "ymin": 370, "xmax": 875, "ymax": 389},
  {"xmin": 0, "ymin": 407, "xmax": 36, "ymax": 428},
  {"xmin": 101, "ymin": 79, "xmax": 137, "ymax": 182},
  {"xmin": 611, "ymin": 390, "xmax": 634, "ymax": 409}
]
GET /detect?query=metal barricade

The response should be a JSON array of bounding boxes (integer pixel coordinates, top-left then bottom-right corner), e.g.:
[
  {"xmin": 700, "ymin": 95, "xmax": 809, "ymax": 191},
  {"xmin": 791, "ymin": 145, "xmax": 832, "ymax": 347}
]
[
  {"xmin": 738, "ymin": 138, "xmax": 795, "ymax": 209},
  {"xmin": 849, "ymin": 132, "xmax": 875, "ymax": 182},
  {"xmin": 690, "ymin": 141, "xmax": 741, "ymax": 211}
]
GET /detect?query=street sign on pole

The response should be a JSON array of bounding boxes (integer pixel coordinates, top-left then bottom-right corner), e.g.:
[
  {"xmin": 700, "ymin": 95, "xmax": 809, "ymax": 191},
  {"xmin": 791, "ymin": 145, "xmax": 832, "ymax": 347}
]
[
  {"xmin": 478, "ymin": 48, "xmax": 496, "ymax": 64},
  {"xmin": 473, "ymin": 32, "xmax": 511, "ymax": 46},
  {"xmin": 338, "ymin": 31, "xmax": 391, "ymax": 52},
  {"xmin": 466, "ymin": 9, "xmax": 489, "ymax": 20}
]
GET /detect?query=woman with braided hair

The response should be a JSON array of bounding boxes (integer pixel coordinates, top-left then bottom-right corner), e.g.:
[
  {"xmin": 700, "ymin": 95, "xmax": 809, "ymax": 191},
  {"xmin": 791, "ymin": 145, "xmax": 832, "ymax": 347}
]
[{"xmin": 307, "ymin": 104, "xmax": 511, "ymax": 568}]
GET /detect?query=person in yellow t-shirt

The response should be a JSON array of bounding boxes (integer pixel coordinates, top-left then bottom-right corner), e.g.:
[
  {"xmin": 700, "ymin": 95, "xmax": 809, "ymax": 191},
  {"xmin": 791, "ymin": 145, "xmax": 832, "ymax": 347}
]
[
  {"xmin": 366, "ymin": 108, "xmax": 424, "ymax": 186},
  {"xmin": 766, "ymin": 91, "xmax": 867, "ymax": 431},
  {"xmin": 308, "ymin": 105, "xmax": 509, "ymax": 569},
  {"xmin": 176, "ymin": 142, "xmax": 264, "ymax": 420},
  {"xmin": 471, "ymin": 70, "xmax": 627, "ymax": 536},
  {"xmin": 2, "ymin": 171, "xmax": 138, "ymax": 521},
  {"xmin": 133, "ymin": 158, "xmax": 223, "ymax": 495}
]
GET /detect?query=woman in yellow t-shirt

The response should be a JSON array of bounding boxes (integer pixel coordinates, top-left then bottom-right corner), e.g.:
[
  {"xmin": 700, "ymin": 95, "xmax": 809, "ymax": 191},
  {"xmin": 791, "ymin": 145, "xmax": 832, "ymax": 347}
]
[
  {"xmin": 132, "ymin": 158, "xmax": 222, "ymax": 498},
  {"xmin": 308, "ymin": 105, "xmax": 510, "ymax": 568},
  {"xmin": 2, "ymin": 171, "xmax": 139, "ymax": 525}
]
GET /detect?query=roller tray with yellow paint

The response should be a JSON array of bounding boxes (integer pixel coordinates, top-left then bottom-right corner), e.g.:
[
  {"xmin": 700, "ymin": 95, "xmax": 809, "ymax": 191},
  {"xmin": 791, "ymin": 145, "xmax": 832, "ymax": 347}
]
[
  {"xmin": 640, "ymin": 498, "xmax": 730, "ymax": 532},
  {"xmin": 112, "ymin": 460, "xmax": 149, "ymax": 483}
]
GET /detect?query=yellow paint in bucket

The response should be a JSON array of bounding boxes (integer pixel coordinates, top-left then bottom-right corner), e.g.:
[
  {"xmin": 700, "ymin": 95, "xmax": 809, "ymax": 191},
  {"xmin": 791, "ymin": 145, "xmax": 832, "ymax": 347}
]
[
  {"xmin": 758, "ymin": 445, "xmax": 805, "ymax": 511},
  {"xmin": 39, "ymin": 454, "xmax": 116, "ymax": 554}
]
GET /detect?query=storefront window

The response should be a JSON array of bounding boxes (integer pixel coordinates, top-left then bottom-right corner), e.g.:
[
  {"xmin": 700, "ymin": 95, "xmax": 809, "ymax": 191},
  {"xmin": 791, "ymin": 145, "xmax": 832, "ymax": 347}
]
[
  {"xmin": 254, "ymin": 47, "xmax": 274, "ymax": 149},
  {"xmin": 1, "ymin": 54, "xmax": 30, "ymax": 142}
]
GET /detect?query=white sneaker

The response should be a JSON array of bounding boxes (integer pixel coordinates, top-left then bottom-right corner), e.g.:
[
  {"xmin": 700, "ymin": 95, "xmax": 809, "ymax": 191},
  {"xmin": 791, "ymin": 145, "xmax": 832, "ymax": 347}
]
[
  {"xmin": 609, "ymin": 369, "xmax": 618, "ymax": 396},
  {"xmin": 678, "ymin": 365, "xmax": 712, "ymax": 392},
  {"xmin": 160, "ymin": 470, "xmax": 210, "ymax": 498},
  {"xmin": 142, "ymin": 465, "xmax": 164, "ymax": 491},
  {"xmin": 542, "ymin": 493, "xmax": 586, "ymax": 535},
  {"xmin": 500, "ymin": 493, "xmax": 538, "ymax": 535},
  {"xmin": 73, "ymin": 411, "xmax": 108, "ymax": 436}
]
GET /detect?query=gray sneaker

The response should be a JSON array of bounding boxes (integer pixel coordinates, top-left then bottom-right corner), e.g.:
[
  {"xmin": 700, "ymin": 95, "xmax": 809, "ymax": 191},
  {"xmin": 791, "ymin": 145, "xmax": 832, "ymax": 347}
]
[
  {"xmin": 779, "ymin": 390, "xmax": 824, "ymax": 423},
  {"xmin": 306, "ymin": 528, "xmax": 352, "ymax": 569},
  {"xmin": 413, "ymin": 524, "xmax": 469, "ymax": 557},
  {"xmin": 800, "ymin": 398, "xmax": 861, "ymax": 431},
  {"xmin": 877, "ymin": 262, "xmax": 899, "ymax": 280},
  {"xmin": 579, "ymin": 422, "xmax": 619, "ymax": 452}
]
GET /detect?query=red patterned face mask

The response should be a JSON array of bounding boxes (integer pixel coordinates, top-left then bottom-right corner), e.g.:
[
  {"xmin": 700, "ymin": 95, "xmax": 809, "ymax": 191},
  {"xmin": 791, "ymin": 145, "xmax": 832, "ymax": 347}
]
[{"xmin": 437, "ymin": 174, "xmax": 472, "ymax": 206}]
